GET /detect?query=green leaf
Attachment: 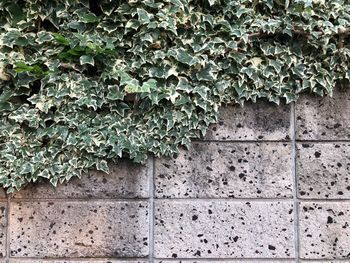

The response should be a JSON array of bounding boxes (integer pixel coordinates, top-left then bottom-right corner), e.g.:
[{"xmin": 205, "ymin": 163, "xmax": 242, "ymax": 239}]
[
  {"xmin": 137, "ymin": 8, "xmax": 152, "ymax": 24},
  {"xmin": 80, "ymin": 13, "xmax": 99, "ymax": 23},
  {"xmin": 0, "ymin": 0, "xmax": 348, "ymax": 193},
  {"xmin": 52, "ymin": 33, "xmax": 70, "ymax": 46},
  {"xmin": 6, "ymin": 3, "xmax": 25, "ymax": 23},
  {"xmin": 96, "ymin": 160, "xmax": 109, "ymax": 173},
  {"xmin": 107, "ymin": 86, "xmax": 125, "ymax": 100},
  {"xmin": 36, "ymin": 32, "xmax": 54, "ymax": 44},
  {"xmin": 80, "ymin": 55, "xmax": 95, "ymax": 66}
]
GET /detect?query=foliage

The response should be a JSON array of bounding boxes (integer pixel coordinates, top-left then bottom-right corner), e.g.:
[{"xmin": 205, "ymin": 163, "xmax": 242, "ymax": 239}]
[{"xmin": 0, "ymin": 0, "xmax": 349, "ymax": 192}]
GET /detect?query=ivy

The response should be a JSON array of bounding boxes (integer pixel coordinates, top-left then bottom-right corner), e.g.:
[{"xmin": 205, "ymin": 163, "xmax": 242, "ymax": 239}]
[{"xmin": 0, "ymin": 0, "xmax": 349, "ymax": 192}]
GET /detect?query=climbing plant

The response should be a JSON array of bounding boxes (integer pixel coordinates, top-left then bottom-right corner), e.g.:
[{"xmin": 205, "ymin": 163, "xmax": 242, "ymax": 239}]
[{"xmin": 0, "ymin": 0, "xmax": 349, "ymax": 192}]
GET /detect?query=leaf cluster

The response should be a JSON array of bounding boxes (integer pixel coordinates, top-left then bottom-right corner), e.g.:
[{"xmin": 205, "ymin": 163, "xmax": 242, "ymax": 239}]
[{"xmin": 0, "ymin": 0, "xmax": 349, "ymax": 192}]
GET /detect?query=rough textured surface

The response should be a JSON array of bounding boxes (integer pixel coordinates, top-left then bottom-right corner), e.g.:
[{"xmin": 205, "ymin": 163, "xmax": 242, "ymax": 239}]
[
  {"xmin": 157, "ymin": 261, "xmax": 295, "ymax": 263},
  {"xmin": 0, "ymin": 190, "xmax": 6, "ymax": 200},
  {"xmin": 0, "ymin": 203, "xmax": 6, "ymax": 258},
  {"xmin": 300, "ymin": 202, "xmax": 350, "ymax": 259},
  {"xmin": 205, "ymin": 101, "xmax": 291, "ymax": 141},
  {"xmin": 155, "ymin": 142, "xmax": 293, "ymax": 198},
  {"xmin": 9, "ymin": 261, "xmax": 147, "ymax": 263},
  {"xmin": 2, "ymin": 90, "xmax": 350, "ymax": 261},
  {"xmin": 296, "ymin": 88, "xmax": 350, "ymax": 140},
  {"xmin": 9, "ymin": 201, "xmax": 149, "ymax": 258},
  {"xmin": 12, "ymin": 159, "xmax": 151, "ymax": 199},
  {"xmin": 297, "ymin": 143, "xmax": 350, "ymax": 199},
  {"xmin": 9, "ymin": 261, "xmax": 148, "ymax": 263},
  {"xmin": 300, "ymin": 262, "xmax": 350, "ymax": 263},
  {"xmin": 154, "ymin": 201, "xmax": 295, "ymax": 258}
]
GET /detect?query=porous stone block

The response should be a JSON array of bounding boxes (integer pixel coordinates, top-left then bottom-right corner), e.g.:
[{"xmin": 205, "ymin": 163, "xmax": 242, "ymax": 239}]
[
  {"xmin": 301, "ymin": 262, "xmax": 350, "ymax": 263},
  {"xmin": 12, "ymin": 159, "xmax": 152, "ymax": 199},
  {"xmin": 205, "ymin": 101, "xmax": 291, "ymax": 141},
  {"xmin": 300, "ymin": 202, "xmax": 350, "ymax": 259},
  {"xmin": 296, "ymin": 88, "xmax": 350, "ymax": 140},
  {"xmin": 157, "ymin": 261, "xmax": 295, "ymax": 263},
  {"xmin": 154, "ymin": 201, "xmax": 294, "ymax": 258},
  {"xmin": 9, "ymin": 261, "xmax": 148, "ymax": 263},
  {"xmin": 9, "ymin": 201, "xmax": 149, "ymax": 258},
  {"xmin": 155, "ymin": 142, "xmax": 293, "ymax": 198},
  {"xmin": 0, "ymin": 203, "xmax": 6, "ymax": 258},
  {"xmin": 0, "ymin": 190, "xmax": 6, "ymax": 200},
  {"xmin": 297, "ymin": 143, "xmax": 350, "ymax": 199}
]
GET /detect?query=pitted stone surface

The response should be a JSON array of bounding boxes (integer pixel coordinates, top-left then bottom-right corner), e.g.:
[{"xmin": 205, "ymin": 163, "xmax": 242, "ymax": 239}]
[
  {"xmin": 157, "ymin": 261, "xmax": 295, "ymax": 263},
  {"xmin": 205, "ymin": 101, "xmax": 291, "ymax": 141},
  {"xmin": 297, "ymin": 143, "xmax": 350, "ymax": 199},
  {"xmin": 0, "ymin": 203, "xmax": 6, "ymax": 258},
  {"xmin": 155, "ymin": 142, "xmax": 293, "ymax": 198},
  {"xmin": 0, "ymin": 190, "xmax": 6, "ymax": 199},
  {"xmin": 300, "ymin": 202, "xmax": 350, "ymax": 259},
  {"xmin": 154, "ymin": 201, "xmax": 294, "ymax": 258},
  {"xmin": 12, "ymin": 159, "xmax": 151, "ymax": 199},
  {"xmin": 9, "ymin": 201, "xmax": 149, "ymax": 258},
  {"xmin": 301, "ymin": 262, "xmax": 350, "ymax": 263},
  {"xmin": 296, "ymin": 88, "xmax": 350, "ymax": 140},
  {"xmin": 10, "ymin": 261, "xmax": 148, "ymax": 263}
]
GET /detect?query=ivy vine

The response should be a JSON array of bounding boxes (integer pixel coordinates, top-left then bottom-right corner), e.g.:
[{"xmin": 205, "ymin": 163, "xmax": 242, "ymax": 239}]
[{"xmin": 0, "ymin": 0, "xmax": 349, "ymax": 192}]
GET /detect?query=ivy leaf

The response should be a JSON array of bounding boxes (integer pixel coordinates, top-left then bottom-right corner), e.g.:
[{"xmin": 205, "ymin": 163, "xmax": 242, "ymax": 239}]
[
  {"xmin": 52, "ymin": 33, "xmax": 70, "ymax": 46},
  {"xmin": 6, "ymin": 3, "xmax": 25, "ymax": 23},
  {"xmin": 79, "ymin": 13, "xmax": 99, "ymax": 23},
  {"xmin": 137, "ymin": 8, "xmax": 152, "ymax": 24},
  {"xmin": 36, "ymin": 31, "xmax": 54, "ymax": 44},
  {"xmin": 107, "ymin": 86, "xmax": 125, "ymax": 100},
  {"xmin": 80, "ymin": 55, "xmax": 95, "ymax": 66},
  {"xmin": 172, "ymin": 48, "xmax": 199, "ymax": 66},
  {"xmin": 19, "ymin": 162, "xmax": 34, "ymax": 175},
  {"xmin": 96, "ymin": 159, "xmax": 109, "ymax": 173},
  {"xmin": 0, "ymin": 0, "xmax": 348, "ymax": 193}
]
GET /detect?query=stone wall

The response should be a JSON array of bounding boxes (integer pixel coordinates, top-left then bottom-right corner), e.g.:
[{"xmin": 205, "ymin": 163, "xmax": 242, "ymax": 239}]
[{"xmin": 1, "ymin": 88, "xmax": 350, "ymax": 262}]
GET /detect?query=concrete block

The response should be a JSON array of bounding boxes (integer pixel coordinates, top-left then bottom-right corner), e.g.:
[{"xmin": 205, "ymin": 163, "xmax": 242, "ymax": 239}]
[
  {"xmin": 157, "ymin": 261, "xmax": 294, "ymax": 263},
  {"xmin": 9, "ymin": 201, "xmax": 149, "ymax": 258},
  {"xmin": 300, "ymin": 261, "xmax": 350, "ymax": 263},
  {"xmin": 155, "ymin": 142, "xmax": 293, "ymax": 198},
  {"xmin": 9, "ymin": 261, "xmax": 147, "ymax": 263},
  {"xmin": 0, "ymin": 203, "xmax": 6, "ymax": 258},
  {"xmin": 300, "ymin": 202, "xmax": 350, "ymax": 259},
  {"xmin": 12, "ymin": 159, "xmax": 151, "ymax": 199},
  {"xmin": 205, "ymin": 101, "xmax": 291, "ymax": 141},
  {"xmin": 297, "ymin": 143, "xmax": 350, "ymax": 199},
  {"xmin": 154, "ymin": 200, "xmax": 294, "ymax": 258},
  {"xmin": 296, "ymin": 88, "xmax": 350, "ymax": 140}
]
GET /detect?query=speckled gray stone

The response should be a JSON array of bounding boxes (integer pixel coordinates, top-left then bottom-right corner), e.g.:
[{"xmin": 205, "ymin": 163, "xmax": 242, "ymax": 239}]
[
  {"xmin": 157, "ymin": 261, "xmax": 295, "ymax": 263},
  {"xmin": 9, "ymin": 261, "xmax": 147, "ymax": 263},
  {"xmin": 9, "ymin": 261, "xmax": 148, "ymax": 263},
  {"xmin": 0, "ymin": 203, "xmax": 6, "ymax": 258},
  {"xmin": 9, "ymin": 201, "xmax": 149, "ymax": 258},
  {"xmin": 301, "ymin": 262, "xmax": 350, "ymax": 263},
  {"xmin": 12, "ymin": 159, "xmax": 151, "ymax": 199},
  {"xmin": 297, "ymin": 143, "xmax": 350, "ymax": 199},
  {"xmin": 155, "ymin": 142, "xmax": 293, "ymax": 198},
  {"xmin": 205, "ymin": 101, "xmax": 291, "ymax": 141},
  {"xmin": 296, "ymin": 88, "xmax": 350, "ymax": 140},
  {"xmin": 0, "ymin": 190, "xmax": 6, "ymax": 200},
  {"xmin": 300, "ymin": 202, "xmax": 350, "ymax": 259},
  {"xmin": 154, "ymin": 201, "xmax": 294, "ymax": 258}
]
